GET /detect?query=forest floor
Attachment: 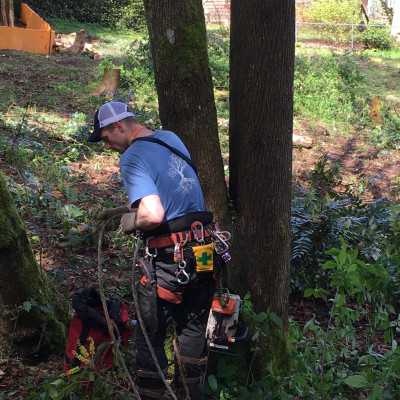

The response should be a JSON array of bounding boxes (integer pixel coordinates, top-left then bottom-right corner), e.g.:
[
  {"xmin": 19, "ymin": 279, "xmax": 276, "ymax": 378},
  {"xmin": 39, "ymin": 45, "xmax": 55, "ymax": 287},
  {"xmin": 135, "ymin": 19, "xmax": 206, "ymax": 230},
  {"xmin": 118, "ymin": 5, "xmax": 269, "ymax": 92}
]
[{"xmin": 0, "ymin": 36, "xmax": 399, "ymax": 397}]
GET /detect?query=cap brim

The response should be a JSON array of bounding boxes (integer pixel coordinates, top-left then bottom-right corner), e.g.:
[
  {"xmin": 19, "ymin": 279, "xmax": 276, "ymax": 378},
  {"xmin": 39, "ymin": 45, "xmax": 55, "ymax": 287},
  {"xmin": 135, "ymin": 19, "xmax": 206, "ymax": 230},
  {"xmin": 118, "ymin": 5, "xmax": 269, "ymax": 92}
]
[{"xmin": 87, "ymin": 126, "xmax": 102, "ymax": 142}]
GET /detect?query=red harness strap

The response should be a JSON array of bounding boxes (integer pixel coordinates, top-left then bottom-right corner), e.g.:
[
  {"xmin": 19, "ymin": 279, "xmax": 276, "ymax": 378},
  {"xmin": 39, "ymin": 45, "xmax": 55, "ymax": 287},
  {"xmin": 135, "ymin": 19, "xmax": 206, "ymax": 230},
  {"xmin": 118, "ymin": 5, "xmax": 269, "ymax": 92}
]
[{"xmin": 146, "ymin": 223, "xmax": 215, "ymax": 249}]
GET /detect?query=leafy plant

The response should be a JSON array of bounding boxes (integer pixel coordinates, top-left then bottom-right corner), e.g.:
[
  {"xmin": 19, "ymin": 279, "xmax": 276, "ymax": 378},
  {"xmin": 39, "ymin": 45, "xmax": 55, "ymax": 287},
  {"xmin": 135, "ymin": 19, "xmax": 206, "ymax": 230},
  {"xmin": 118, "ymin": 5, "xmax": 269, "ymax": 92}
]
[
  {"xmin": 304, "ymin": 0, "xmax": 361, "ymax": 42},
  {"xmin": 294, "ymin": 52, "xmax": 365, "ymax": 127},
  {"xmin": 361, "ymin": 27, "xmax": 394, "ymax": 50}
]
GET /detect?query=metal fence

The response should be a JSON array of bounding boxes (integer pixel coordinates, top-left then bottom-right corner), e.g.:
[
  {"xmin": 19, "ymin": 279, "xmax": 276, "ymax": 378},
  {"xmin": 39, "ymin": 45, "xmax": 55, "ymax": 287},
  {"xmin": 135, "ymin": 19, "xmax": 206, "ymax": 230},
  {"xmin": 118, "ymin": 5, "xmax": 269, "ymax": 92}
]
[{"xmin": 296, "ymin": 21, "xmax": 400, "ymax": 50}]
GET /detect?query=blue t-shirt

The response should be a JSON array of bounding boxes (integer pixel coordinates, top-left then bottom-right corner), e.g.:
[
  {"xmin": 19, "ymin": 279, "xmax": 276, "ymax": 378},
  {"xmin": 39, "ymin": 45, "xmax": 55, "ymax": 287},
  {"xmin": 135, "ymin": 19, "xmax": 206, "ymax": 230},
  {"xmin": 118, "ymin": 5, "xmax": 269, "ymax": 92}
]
[{"xmin": 119, "ymin": 129, "xmax": 205, "ymax": 222}]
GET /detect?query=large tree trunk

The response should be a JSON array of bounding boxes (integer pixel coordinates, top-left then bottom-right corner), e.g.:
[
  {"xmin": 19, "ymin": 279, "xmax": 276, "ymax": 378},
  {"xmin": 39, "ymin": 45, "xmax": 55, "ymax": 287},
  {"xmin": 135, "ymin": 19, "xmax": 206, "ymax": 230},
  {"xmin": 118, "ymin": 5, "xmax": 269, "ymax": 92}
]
[
  {"xmin": 0, "ymin": 0, "xmax": 14, "ymax": 26},
  {"xmin": 0, "ymin": 172, "xmax": 70, "ymax": 360},
  {"xmin": 142, "ymin": 0, "xmax": 230, "ymax": 228},
  {"xmin": 229, "ymin": 0, "xmax": 295, "ymax": 371}
]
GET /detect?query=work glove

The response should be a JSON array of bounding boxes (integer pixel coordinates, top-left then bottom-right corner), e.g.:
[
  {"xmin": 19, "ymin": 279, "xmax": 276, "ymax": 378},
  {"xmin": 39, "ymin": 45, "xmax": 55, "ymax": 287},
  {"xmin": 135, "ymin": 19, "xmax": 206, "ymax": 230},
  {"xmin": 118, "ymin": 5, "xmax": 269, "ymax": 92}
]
[
  {"xmin": 121, "ymin": 212, "xmax": 137, "ymax": 235},
  {"xmin": 94, "ymin": 205, "xmax": 130, "ymax": 233}
]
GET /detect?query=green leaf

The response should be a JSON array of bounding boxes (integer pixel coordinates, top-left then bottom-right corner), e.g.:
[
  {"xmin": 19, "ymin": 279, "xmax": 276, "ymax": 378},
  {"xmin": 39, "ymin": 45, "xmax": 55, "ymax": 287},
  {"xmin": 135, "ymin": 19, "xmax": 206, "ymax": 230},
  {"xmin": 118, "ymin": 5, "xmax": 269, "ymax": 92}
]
[
  {"xmin": 344, "ymin": 375, "xmax": 371, "ymax": 388},
  {"xmin": 217, "ymin": 364, "xmax": 238, "ymax": 378},
  {"xmin": 339, "ymin": 246, "xmax": 347, "ymax": 266},
  {"xmin": 50, "ymin": 379, "xmax": 64, "ymax": 386},
  {"xmin": 22, "ymin": 301, "xmax": 33, "ymax": 312},
  {"xmin": 325, "ymin": 248, "xmax": 340, "ymax": 256},
  {"xmin": 335, "ymin": 293, "xmax": 346, "ymax": 307},
  {"xmin": 269, "ymin": 312, "xmax": 282, "ymax": 326},
  {"xmin": 40, "ymin": 304, "xmax": 54, "ymax": 314},
  {"xmin": 251, "ymin": 330, "xmax": 260, "ymax": 341},
  {"xmin": 304, "ymin": 288, "xmax": 317, "ymax": 298},
  {"xmin": 48, "ymin": 387, "xmax": 59, "ymax": 399},
  {"xmin": 322, "ymin": 260, "xmax": 337, "ymax": 270},
  {"xmin": 253, "ymin": 312, "xmax": 268, "ymax": 323},
  {"xmin": 208, "ymin": 375, "xmax": 218, "ymax": 392},
  {"xmin": 89, "ymin": 371, "xmax": 95, "ymax": 381},
  {"xmin": 293, "ymin": 375, "xmax": 308, "ymax": 387}
]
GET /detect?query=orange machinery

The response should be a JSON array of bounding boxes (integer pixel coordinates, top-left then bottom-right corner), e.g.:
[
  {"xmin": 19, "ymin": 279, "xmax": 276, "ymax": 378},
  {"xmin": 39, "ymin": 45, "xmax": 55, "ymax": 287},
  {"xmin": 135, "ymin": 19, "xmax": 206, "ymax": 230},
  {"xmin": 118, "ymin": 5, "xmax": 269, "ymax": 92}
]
[{"xmin": 0, "ymin": 3, "xmax": 54, "ymax": 55}]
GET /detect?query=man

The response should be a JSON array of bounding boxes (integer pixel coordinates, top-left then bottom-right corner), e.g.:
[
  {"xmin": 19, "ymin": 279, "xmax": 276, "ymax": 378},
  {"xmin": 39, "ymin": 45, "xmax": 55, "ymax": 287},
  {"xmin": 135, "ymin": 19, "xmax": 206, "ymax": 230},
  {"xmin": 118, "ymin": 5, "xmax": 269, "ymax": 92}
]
[{"xmin": 88, "ymin": 101, "xmax": 215, "ymax": 400}]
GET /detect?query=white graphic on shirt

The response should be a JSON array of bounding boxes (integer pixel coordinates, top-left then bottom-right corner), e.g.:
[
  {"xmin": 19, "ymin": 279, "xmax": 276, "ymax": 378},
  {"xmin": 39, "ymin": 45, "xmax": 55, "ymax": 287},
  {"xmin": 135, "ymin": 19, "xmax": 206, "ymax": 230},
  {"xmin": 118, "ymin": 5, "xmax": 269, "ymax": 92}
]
[{"xmin": 168, "ymin": 154, "xmax": 195, "ymax": 195}]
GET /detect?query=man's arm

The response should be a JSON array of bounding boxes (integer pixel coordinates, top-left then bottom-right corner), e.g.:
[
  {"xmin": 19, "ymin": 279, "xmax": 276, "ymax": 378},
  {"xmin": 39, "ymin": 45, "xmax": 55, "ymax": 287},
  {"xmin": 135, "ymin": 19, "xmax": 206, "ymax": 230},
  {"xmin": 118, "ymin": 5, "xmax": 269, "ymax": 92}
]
[{"xmin": 134, "ymin": 194, "xmax": 165, "ymax": 231}]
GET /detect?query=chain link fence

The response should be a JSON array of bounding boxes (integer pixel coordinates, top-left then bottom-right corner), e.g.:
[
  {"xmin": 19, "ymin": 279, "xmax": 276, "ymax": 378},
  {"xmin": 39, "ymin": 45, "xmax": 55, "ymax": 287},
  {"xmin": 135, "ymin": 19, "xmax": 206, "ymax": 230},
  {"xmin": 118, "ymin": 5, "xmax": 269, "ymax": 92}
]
[{"xmin": 296, "ymin": 21, "xmax": 400, "ymax": 51}]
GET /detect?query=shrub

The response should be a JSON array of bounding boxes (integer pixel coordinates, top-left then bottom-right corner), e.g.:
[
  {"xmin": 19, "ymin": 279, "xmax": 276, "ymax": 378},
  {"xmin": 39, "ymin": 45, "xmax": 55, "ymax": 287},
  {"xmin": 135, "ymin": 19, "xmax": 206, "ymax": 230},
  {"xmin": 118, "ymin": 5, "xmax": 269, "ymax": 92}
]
[
  {"xmin": 304, "ymin": 0, "xmax": 361, "ymax": 42},
  {"xmin": 361, "ymin": 27, "xmax": 393, "ymax": 50},
  {"xmin": 207, "ymin": 28, "xmax": 230, "ymax": 89},
  {"xmin": 17, "ymin": 0, "xmax": 146, "ymax": 30}
]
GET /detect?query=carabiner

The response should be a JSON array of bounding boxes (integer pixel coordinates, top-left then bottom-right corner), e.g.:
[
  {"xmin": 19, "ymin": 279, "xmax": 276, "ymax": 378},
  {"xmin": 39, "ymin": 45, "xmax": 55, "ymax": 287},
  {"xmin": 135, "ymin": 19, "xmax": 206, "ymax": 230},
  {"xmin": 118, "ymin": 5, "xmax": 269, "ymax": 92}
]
[
  {"xmin": 191, "ymin": 221, "xmax": 205, "ymax": 243},
  {"xmin": 177, "ymin": 261, "xmax": 189, "ymax": 285},
  {"xmin": 145, "ymin": 237, "xmax": 158, "ymax": 258}
]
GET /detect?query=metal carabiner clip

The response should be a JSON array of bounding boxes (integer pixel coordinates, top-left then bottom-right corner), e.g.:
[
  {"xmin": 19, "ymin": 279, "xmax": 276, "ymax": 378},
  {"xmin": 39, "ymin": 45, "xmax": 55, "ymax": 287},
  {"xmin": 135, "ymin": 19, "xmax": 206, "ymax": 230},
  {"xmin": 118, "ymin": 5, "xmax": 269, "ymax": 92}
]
[
  {"xmin": 145, "ymin": 237, "xmax": 158, "ymax": 258},
  {"xmin": 192, "ymin": 222, "xmax": 205, "ymax": 244},
  {"xmin": 177, "ymin": 261, "xmax": 189, "ymax": 285}
]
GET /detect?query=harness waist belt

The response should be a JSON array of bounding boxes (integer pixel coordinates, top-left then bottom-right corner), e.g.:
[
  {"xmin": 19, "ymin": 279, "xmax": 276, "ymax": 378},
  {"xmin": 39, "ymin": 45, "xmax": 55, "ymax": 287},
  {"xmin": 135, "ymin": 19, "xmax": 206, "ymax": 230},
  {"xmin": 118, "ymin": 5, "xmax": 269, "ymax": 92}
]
[{"xmin": 147, "ymin": 225, "xmax": 214, "ymax": 249}]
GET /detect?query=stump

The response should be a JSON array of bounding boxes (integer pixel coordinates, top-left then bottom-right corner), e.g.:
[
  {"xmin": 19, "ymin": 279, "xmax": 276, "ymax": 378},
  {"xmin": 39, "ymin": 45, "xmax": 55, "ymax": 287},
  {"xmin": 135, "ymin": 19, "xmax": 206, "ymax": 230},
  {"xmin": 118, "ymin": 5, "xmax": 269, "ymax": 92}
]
[{"xmin": 90, "ymin": 68, "xmax": 121, "ymax": 97}]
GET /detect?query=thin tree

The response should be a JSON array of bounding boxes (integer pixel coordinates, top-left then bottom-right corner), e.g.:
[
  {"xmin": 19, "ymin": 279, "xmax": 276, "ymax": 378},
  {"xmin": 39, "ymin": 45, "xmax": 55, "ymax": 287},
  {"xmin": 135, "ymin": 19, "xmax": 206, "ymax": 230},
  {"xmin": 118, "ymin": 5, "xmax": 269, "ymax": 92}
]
[
  {"xmin": 229, "ymin": 0, "xmax": 295, "ymax": 367},
  {"xmin": 0, "ymin": 172, "xmax": 70, "ymax": 358},
  {"xmin": 0, "ymin": 0, "xmax": 14, "ymax": 26},
  {"xmin": 141, "ymin": 0, "xmax": 230, "ymax": 227}
]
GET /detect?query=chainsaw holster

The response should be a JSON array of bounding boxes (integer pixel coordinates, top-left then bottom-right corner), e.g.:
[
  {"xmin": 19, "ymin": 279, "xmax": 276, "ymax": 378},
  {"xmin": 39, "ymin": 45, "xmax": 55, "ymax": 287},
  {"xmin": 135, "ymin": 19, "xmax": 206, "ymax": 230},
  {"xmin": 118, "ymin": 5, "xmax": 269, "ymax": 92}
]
[{"xmin": 174, "ymin": 341, "xmax": 208, "ymax": 400}]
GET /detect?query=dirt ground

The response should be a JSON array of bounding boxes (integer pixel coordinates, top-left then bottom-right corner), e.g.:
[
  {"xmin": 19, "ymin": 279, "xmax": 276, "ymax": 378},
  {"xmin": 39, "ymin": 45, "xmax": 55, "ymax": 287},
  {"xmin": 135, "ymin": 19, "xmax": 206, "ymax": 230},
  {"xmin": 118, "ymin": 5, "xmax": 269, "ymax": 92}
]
[{"xmin": 293, "ymin": 120, "xmax": 400, "ymax": 201}]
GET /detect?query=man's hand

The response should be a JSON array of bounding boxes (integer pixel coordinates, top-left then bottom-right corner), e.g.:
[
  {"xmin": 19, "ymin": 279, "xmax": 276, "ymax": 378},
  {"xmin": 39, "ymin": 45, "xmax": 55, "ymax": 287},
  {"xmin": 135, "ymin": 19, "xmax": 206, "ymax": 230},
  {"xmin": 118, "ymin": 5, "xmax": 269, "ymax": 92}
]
[
  {"xmin": 121, "ymin": 212, "xmax": 137, "ymax": 235},
  {"xmin": 94, "ymin": 205, "xmax": 130, "ymax": 232}
]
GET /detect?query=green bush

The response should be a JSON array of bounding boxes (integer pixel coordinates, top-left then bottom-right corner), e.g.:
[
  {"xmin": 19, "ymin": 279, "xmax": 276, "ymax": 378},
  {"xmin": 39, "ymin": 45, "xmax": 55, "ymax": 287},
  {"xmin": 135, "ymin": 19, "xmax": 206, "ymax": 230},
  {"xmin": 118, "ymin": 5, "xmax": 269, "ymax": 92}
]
[
  {"xmin": 207, "ymin": 28, "xmax": 230, "ymax": 89},
  {"xmin": 304, "ymin": 0, "xmax": 361, "ymax": 42},
  {"xmin": 361, "ymin": 27, "xmax": 393, "ymax": 50},
  {"xmin": 19, "ymin": 0, "xmax": 146, "ymax": 29}
]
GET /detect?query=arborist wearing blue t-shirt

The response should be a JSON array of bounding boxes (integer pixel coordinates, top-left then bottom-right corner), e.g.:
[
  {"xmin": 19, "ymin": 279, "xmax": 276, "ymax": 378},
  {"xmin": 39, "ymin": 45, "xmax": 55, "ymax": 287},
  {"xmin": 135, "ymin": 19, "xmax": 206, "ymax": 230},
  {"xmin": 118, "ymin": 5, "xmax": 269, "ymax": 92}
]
[{"xmin": 88, "ymin": 102, "xmax": 220, "ymax": 400}]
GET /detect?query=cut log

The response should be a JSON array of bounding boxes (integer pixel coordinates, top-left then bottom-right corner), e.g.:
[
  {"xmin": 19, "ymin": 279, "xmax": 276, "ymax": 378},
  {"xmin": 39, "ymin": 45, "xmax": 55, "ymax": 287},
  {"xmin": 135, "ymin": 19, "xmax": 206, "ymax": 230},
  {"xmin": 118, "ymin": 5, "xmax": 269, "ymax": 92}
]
[
  {"xmin": 68, "ymin": 29, "xmax": 89, "ymax": 55},
  {"xmin": 90, "ymin": 68, "xmax": 121, "ymax": 97}
]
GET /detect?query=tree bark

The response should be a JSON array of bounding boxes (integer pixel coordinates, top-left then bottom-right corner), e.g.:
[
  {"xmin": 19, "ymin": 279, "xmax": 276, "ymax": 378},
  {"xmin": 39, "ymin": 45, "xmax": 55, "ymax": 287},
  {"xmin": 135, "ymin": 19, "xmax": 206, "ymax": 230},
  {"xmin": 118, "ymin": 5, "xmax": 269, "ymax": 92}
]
[
  {"xmin": 142, "ymin": 0, "xmax": 230, "ymax": 228},
  {"xmin": 0, "ymin": 172, "xmax": 70, "ymax": 360},
  {"xmin": 229, "ymin": 0, "xmax": 294, "ymax": 333},
  {"xmin": 0, "ymin": 0, "xmax": 14, "ymax": 26}
]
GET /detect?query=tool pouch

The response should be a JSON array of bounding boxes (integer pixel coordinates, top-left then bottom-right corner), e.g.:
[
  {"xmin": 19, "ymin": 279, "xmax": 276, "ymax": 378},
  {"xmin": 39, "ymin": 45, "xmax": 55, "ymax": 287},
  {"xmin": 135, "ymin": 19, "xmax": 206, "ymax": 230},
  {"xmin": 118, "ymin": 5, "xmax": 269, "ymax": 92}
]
[
  {"xmin": 191, "ymin": 242, "xmax": 215, "ymax": 272},
  {"xmin": 137, "ymin": 279, "xmax": 158, "ymax": 337}
]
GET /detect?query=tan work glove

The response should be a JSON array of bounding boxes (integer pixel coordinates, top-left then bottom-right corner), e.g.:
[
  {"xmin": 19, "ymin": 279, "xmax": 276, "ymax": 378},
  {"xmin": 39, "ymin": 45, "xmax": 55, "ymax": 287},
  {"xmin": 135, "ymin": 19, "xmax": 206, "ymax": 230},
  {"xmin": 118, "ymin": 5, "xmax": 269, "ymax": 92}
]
[
  {"xmin": 121, "ymin": 212, "xmax": 137, "ymax": 235},
  {"xmin": 94, "ymin": 205, "xmax": 130, "ymax": 233}
]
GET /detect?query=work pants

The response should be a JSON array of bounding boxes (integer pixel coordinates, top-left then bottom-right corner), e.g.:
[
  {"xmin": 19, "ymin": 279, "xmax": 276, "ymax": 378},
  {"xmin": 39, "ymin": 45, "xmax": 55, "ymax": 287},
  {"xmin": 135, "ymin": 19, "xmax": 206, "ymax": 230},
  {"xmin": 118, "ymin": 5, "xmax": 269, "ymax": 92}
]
[{"xmin": 135, "ymin": 275, "xmax": 211, "ymax": 400}]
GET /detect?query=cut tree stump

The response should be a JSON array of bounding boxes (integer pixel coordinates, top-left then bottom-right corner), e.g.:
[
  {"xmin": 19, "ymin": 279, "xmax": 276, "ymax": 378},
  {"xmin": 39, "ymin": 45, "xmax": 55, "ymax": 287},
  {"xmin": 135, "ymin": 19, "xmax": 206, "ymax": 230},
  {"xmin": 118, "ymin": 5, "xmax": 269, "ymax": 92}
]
[
  {"xmin": 90, "ymin": 68, "xmax": 121, "ymax": 97},
  {"xmin": 68, "ymin": 29, "xmax": 89, "ymax": 55}
]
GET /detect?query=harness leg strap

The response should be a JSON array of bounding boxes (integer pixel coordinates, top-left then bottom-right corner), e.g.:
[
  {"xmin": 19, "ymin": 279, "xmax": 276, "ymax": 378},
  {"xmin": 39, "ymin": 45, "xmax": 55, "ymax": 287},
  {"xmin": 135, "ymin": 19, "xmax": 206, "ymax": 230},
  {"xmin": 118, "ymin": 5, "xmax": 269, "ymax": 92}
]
[
  {"xmin": 136, "ymin": 367, "xmax": 169, "ymax": 400},
  {"xmin": 173, "ymin": 340, "xmax": 208, "ymax": 400}
]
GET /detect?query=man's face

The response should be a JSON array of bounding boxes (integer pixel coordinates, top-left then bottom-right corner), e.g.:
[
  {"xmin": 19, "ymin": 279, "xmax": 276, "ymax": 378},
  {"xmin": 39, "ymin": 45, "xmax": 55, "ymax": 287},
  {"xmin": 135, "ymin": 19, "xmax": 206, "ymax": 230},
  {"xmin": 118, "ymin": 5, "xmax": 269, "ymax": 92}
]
[{"xmin": 98, "ymin": 122, "xmax": 129, "ymax": 154}]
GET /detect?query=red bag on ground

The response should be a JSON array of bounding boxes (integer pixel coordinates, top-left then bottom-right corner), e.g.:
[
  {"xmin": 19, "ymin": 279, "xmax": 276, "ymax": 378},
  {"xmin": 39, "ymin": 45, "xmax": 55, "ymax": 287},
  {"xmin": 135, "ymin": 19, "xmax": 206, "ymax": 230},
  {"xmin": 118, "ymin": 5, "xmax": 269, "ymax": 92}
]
[{"xmin": 64, "ymin": 287, "xmax": 130, "ymax": 373}]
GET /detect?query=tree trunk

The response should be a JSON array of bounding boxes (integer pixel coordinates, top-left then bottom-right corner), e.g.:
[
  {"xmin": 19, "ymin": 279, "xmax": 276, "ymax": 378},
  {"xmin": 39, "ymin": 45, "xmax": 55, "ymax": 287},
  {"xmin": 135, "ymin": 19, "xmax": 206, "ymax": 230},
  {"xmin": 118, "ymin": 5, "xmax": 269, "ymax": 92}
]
[
  {"xmin": 391, "ymin": 0, "xmax": 400, "ymax": 38},
  {"xmin": 0, "ymin": 172, "xmax": 70, "ymax": 360},
  {"xmin": 229, "ymin": 0, "xmax": 295, "ymax": 371},
  {"xmin": 142, "ymin": 0, "xmax": 230, "ymax": 228},
  {"xmin": 0, "ymin": 0, "xmax": 14, "ymax": 26}
]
